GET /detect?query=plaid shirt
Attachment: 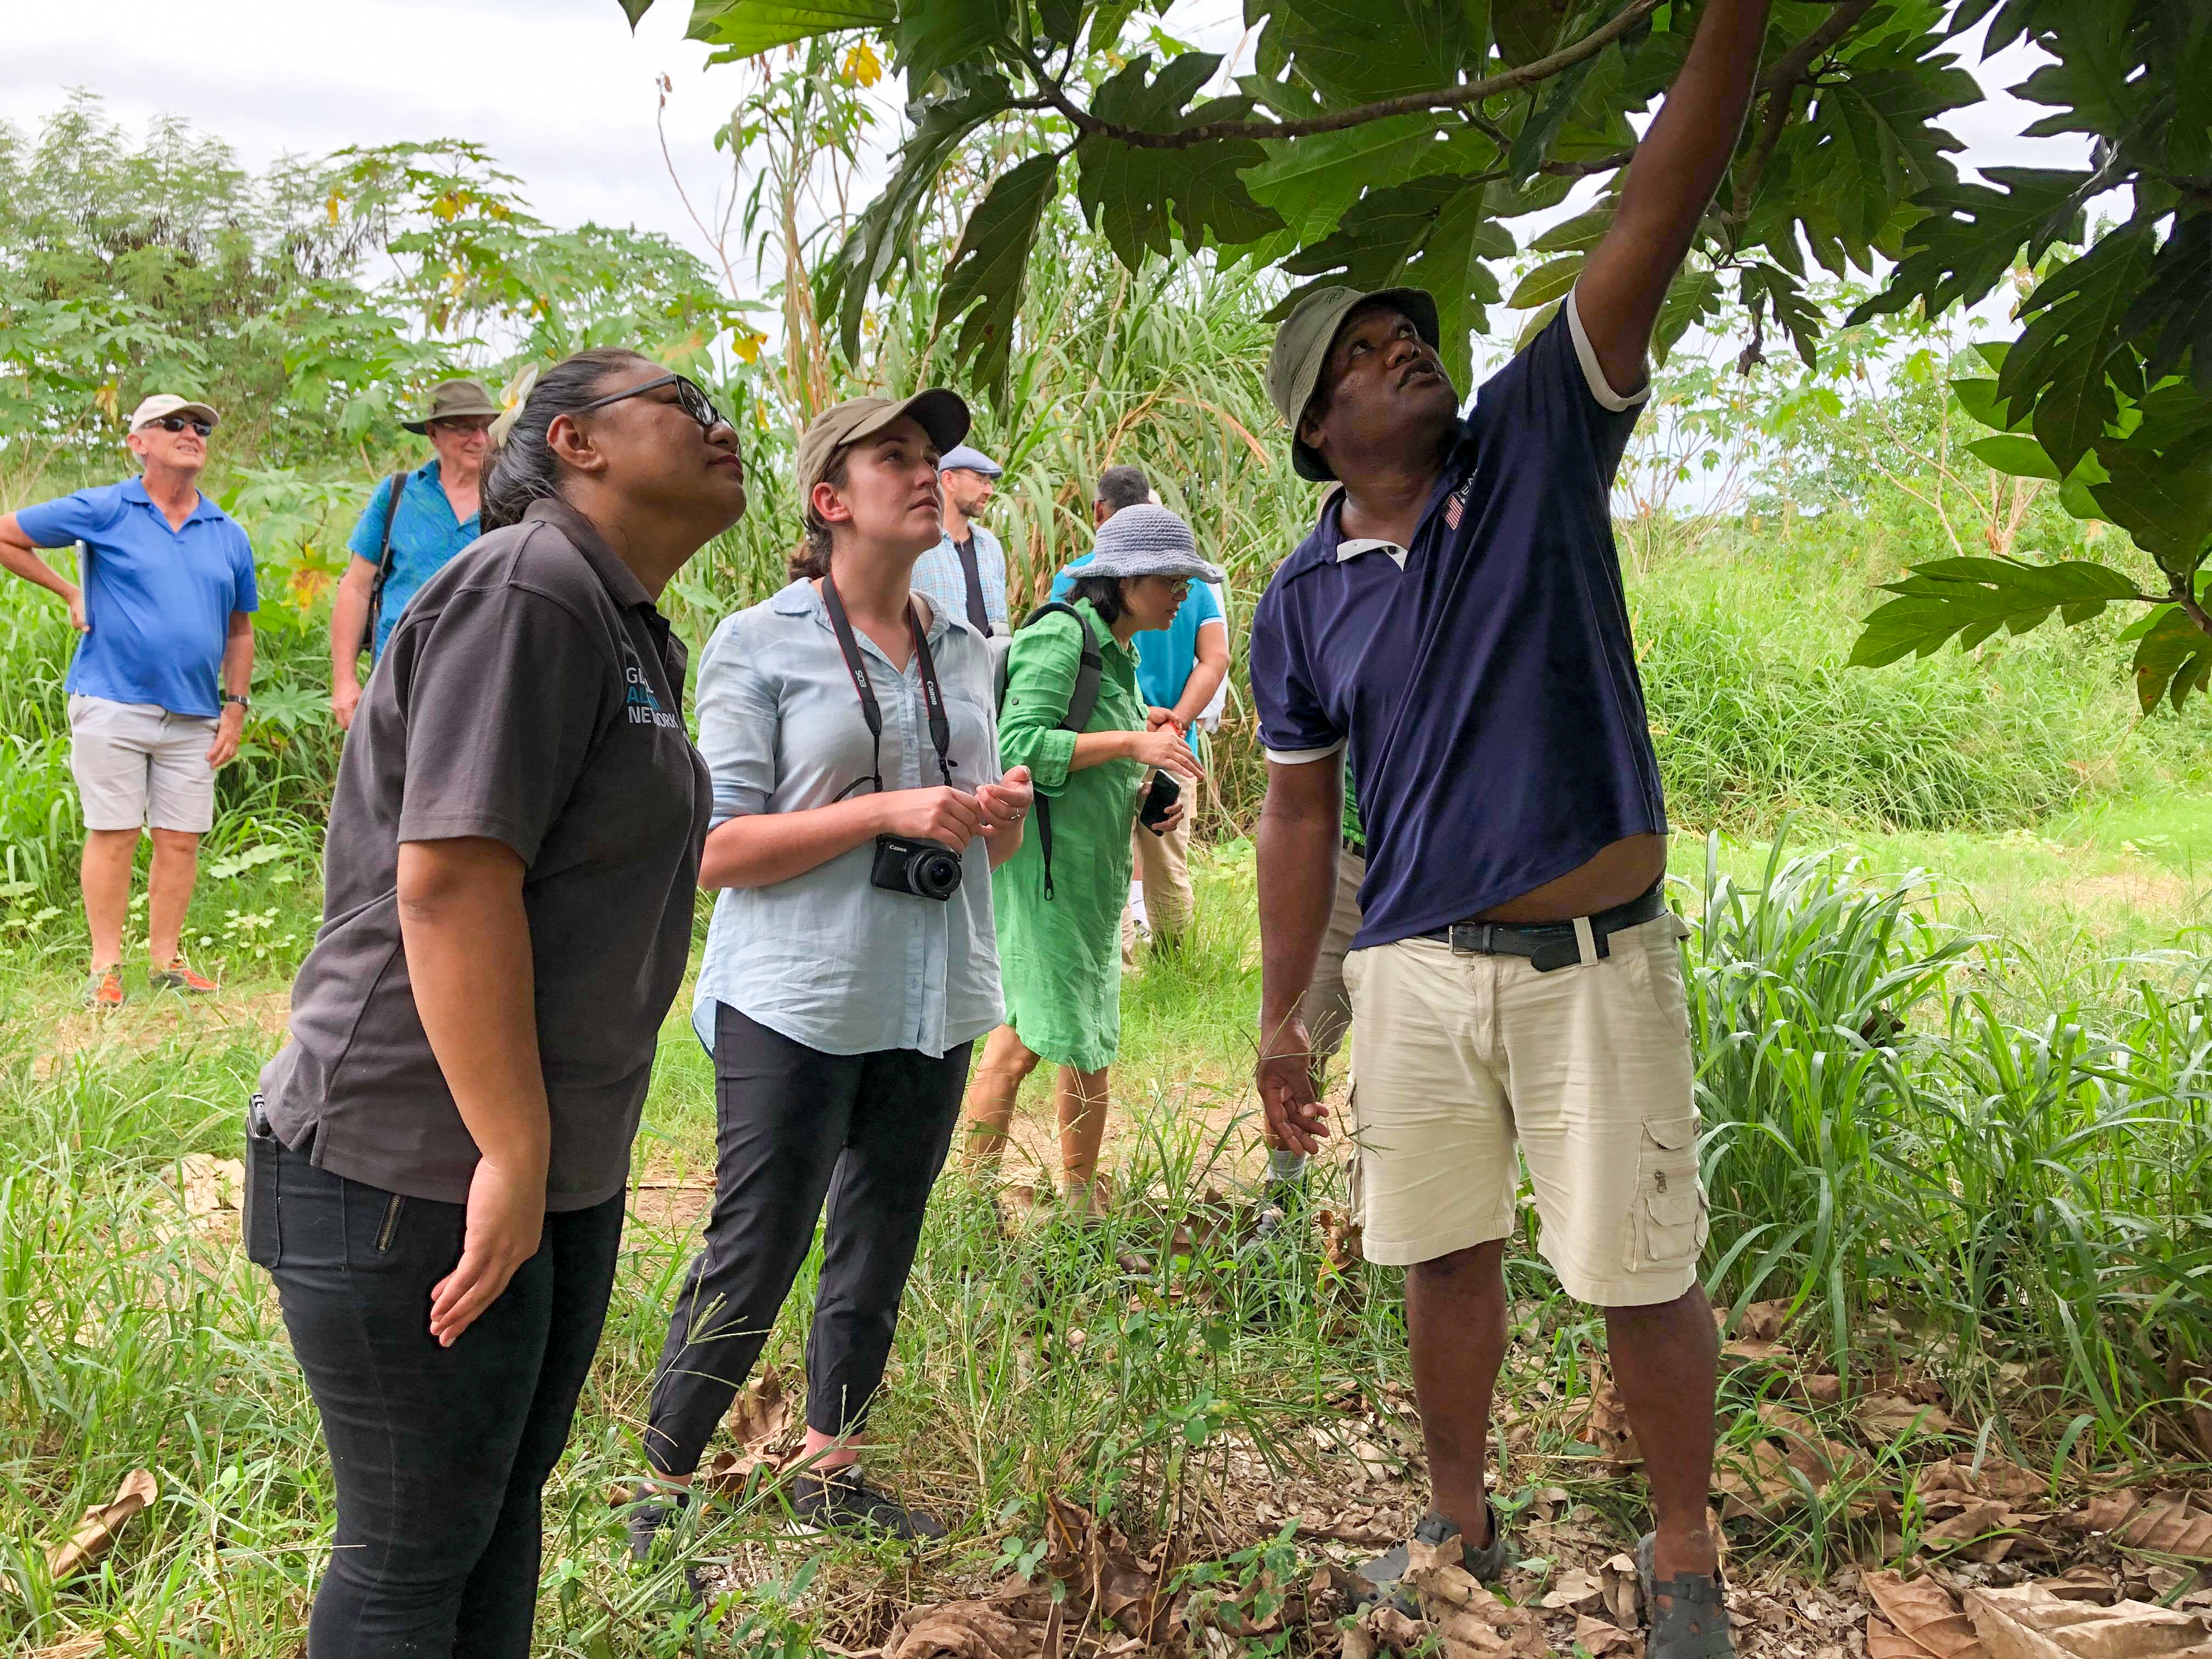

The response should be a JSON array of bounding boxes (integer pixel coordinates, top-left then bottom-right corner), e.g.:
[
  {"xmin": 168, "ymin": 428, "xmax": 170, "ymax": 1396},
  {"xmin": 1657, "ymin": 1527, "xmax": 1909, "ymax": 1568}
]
[{"xmin": 911, "ymin": 523, "xmax": 1009, "ymax": 636}]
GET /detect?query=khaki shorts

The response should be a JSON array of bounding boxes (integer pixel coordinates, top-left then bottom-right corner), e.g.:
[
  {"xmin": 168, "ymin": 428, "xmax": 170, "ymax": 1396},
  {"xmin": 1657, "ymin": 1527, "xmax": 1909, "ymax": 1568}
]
[
  {"xmin": 1342, "ymin": 912, "xmax": 1707, "ymax": 1306},
  {"xmin": 68, "ymin": 694, "xmax": 219, "ymax": 833}
]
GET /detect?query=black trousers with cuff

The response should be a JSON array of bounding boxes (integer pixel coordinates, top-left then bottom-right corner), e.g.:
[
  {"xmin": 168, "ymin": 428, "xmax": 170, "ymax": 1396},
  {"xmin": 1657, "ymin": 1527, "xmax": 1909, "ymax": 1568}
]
[
  {"xmin": 245, "ymin": 1108, "xmax": 624, "ymax": 1659},
  {"xmin": 642, "ymin": 1001, "xmax": 970, "ymax": 1477}
]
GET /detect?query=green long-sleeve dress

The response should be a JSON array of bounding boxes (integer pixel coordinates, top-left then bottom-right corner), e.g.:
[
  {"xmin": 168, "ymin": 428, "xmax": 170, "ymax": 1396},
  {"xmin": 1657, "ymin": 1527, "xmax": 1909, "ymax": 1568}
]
[{"xmin": 992, "ymin": 600, "xmax": 1146, "ymax": 1071}]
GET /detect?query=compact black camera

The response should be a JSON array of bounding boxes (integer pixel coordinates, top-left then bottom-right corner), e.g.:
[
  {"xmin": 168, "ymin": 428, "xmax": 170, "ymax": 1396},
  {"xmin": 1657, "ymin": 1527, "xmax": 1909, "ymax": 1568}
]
[
  {"xmin": 872, "ymin": 834, "xmax": 963, "ymax": 901},
  {"xmin": 1138, "ymin": 770, "xmax": 1181, "ymax": 836}
]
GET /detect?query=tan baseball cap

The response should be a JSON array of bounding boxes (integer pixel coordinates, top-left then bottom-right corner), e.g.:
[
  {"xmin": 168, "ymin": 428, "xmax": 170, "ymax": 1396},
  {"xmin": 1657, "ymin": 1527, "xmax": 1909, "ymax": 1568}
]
[
  {"xmin": 1265, "ymin": 286, "xmax": 1441, "ymax": 482},
  {"xmin": 128, "ymin": 393, "xmax": 221, "ymax": 434},
  {"xmin": 795, "ymin": 390, "xmax": 970, "ymax": 505}
]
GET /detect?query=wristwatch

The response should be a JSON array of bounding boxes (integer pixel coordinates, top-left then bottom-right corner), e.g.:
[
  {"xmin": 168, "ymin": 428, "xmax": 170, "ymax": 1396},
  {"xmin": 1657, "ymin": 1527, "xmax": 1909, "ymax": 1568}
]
[{"xmin": 223, "ymin": 693, "xmax": 250, "ymax": 710}]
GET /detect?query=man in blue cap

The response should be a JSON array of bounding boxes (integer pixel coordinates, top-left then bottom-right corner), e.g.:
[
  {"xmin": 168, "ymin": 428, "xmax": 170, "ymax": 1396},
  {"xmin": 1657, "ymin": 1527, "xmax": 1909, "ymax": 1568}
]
[{"xmin": 912, "ymin": 442, "xmax": 1007, "ymax": 635}]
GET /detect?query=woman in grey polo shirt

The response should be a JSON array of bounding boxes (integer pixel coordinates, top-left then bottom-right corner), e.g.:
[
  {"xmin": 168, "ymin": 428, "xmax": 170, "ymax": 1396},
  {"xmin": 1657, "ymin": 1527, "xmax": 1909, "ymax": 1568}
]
[
  {"xmin": 245, "ymin": 349, "xmax": 741, "ymax": 1658},
  {"xmin": 633, "ymin": 391, "xmax": 1033, "ymax": 1550}
]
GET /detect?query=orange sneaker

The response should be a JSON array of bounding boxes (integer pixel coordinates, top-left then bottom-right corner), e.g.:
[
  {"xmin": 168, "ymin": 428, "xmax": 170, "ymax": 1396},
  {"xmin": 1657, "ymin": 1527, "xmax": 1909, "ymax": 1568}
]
[
  {"xmin": 149, "ymin": 957, "xmax": 218, "ymax": 995},
  {"xmin": 84, "ymin": 966, "xmax": 127, "ymax": 1009}
]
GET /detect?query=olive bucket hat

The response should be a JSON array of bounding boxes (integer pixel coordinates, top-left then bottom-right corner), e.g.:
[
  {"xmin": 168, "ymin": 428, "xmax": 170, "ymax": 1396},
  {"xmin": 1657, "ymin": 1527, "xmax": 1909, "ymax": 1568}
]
[
  {"xmin": 1265, "ymin": 286, "xmax": 1442, "ymax": 482},
  {"xmin": 795, "ymin": 390, "xmax": 971, "ymax": 501},
  {"xmin": 402, "ymin": 377, "xmax": 502, "ymax": 434}
]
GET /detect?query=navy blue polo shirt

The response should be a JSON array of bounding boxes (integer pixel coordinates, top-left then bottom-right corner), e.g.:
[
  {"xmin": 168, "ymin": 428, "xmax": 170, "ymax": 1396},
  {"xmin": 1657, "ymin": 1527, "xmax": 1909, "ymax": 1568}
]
[{"xmin": 1249, "ymin": 293, "xmax": 1663, "ymax": 951}]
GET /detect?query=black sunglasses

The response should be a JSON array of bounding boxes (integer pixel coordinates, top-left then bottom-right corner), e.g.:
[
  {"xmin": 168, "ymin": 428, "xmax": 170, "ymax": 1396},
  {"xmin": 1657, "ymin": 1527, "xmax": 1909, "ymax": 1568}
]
[
  {"xmin": 153, "ymin": 416, "xmax": 213, "ymax": 437},
  {"xmin": 572, "ymin": 372, "xmax": 728, "ymax": 433}
]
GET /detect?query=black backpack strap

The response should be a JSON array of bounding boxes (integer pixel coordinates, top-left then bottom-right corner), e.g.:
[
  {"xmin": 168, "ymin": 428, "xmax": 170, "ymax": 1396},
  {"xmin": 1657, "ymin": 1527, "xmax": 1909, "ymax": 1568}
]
[
  {"xmin": 362, "ymin": 470, "xmax": 409, "ymax": 661},
  {"xmin": 1014, "ymin": 600, "xmax": 1109, "ymax": 901}
]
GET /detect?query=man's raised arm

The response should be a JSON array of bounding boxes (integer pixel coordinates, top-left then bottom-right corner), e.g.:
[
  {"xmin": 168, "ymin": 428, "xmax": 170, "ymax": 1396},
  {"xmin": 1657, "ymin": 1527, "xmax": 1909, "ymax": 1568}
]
[{"xmin": 1576, "ymin": 0, "xmax": 1773, "ymax": 397}]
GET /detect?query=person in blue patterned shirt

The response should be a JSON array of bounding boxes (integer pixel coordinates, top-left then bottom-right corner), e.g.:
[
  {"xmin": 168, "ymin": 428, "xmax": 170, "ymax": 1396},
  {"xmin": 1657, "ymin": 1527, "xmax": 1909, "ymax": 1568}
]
[{"xmin": 910, "ymin": 442, "xmax": 1007, "ymax": 635}]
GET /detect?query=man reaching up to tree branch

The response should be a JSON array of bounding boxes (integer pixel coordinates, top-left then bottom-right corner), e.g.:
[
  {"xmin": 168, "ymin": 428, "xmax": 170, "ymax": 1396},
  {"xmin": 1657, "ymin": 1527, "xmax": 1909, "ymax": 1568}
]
[{"xmin": 1248, "ymin": 4, "xmax": 1770, "ymax": 1655}]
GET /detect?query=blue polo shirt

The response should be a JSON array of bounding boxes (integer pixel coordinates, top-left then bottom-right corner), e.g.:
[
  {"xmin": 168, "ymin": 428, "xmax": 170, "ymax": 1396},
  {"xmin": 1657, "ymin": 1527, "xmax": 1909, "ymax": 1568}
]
[
  {"xmin": 1051, "ymin": 561, "xmax": 1226, "ymax": 755},
  {"xmin": 347, "ymin": 459, "xmax": 482, "ymax": 658},
  {"xmin": 1248, "ymin": 294, "xmax": 1662, "ymax": 951},
  {"xmin": 16, "ymin": 478, "xmax": 258, "ymax": 719}
]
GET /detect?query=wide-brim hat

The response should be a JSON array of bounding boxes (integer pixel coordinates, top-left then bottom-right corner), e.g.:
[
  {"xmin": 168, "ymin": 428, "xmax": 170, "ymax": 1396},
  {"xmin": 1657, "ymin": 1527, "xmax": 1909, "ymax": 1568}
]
[
  {"xmin": 402, "ymin": 378, "xmax": 502, "ymax": 433},
  {"xmin": 1266, "ymin": 286, "xmax": 1442, "ymax": 482},
  {"xmin": 1079, "ymin": 503, "xmax": 1225, "ymax": 585},
  {"xmin": 127, "ymin": 393, "xmax": 220, "ymax": 433},
  {"xmin": 797, "ymin": 390, "xmax": 971, "ymax": 501}
]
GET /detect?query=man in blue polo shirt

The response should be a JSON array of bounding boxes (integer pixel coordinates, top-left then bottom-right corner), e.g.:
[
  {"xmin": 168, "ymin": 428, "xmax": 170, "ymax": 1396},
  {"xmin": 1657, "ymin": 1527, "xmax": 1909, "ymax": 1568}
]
[
  {"xmin": 327, "ymin": 378, "xmax": 492, "ymax": 727},
  {"xmin": 1053, "ymin": 465, "xmax": 1228, "ymax": 954},
  {"xmin": 1247, "ymin": 3, "xmax": 1769, "ymax": 1652},
  {"xmin": 0, "ymin": 393, "xmax": 257, "ymax": 1008}
]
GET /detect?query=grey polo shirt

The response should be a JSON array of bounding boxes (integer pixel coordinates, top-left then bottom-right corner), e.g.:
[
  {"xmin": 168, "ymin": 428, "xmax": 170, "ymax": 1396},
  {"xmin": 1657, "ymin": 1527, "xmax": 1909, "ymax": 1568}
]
[{"xmin": 258, "ymin": 499, "xmax": 712, "ymax": 1210}]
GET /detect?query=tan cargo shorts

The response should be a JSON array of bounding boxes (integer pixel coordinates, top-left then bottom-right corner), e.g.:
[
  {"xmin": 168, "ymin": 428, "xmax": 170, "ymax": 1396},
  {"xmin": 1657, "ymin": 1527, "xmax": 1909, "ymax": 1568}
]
[
  {"xmin": 1341, "ymin": 912, "xmax": 1707, "ymax": 1306},
  {"xmin": 67, "ymin": 694, "xmax": 219, "ymax": 833}
]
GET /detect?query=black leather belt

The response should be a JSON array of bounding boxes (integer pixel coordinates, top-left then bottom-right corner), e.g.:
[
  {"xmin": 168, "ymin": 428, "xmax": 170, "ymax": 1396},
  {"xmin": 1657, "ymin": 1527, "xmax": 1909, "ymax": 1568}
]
[{"xmin": 1418, "ymin": 885, "xmax": 1668, "ymax": 973}]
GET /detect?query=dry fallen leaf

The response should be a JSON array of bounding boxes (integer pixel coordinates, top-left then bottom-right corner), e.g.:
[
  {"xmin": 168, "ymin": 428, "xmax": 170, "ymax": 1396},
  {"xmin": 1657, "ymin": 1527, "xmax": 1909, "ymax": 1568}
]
[
  {"xmin": 1544, "ymin": 1566, "xmax": 1606, "ymax": 1612},
  {"xmin": 1042, "ymin": 1496, "xmax": 1177, "ymax": 1645},
  {"xmin": 1580, "ymin": 1367, "xmax": 1641, "ymax": 1468},
  {"xmin": 2108, "ymin": 1493, "xmax": 2212, "ymax": 1562},
  {"xmin": 1573, "ymin": 1612, "xmax": 1642, "ymax": 1656},
  {"xmin": 1965, "ymin": 1582, "xmax": 2212, "ymax": 1659},
  {"xmin": 1863, "ymin": 1570, "xmax": 1988, "ymax": 1659},
  {"xmin": 1923, "ymin": 1501, "xmax": 2023, "ymax": 1559},
  {"xmin": 179, "ymin": 1153, "xmax": 244, "ymax": 1217},
  {"xmin": 1858, "ymin": 1393, "xmax": 1957, "ymax": 1441},
  {"xmin": 1736, "ymin": 1299, "xmax": 1797, "ymax": 1343},
  {"xmin": 33, "ymin": 1638, "xmax": 104, "ymax": 1659},
  {"xmin": 2034, "ymin": 1568, "xmax": 2118, "ymax": 1606},
  {"xmin": 725, "ymin": 1365, "xmax": 792, "ymax": 1451},
  {"xmin": 47, "ymin": 1470, "xmax": 160, "ymax": 1583},
  {"xmin": 1602, "ymin": 1552, "xmax": 1644, "ymax": 1629},
  {"xmin": 888, "ymin": 1600, "xmax": 1043, "ymax": 1659},
  {"xmin": 1296, "ymin": 1505, "xmax": 1401, "ymax": 1547},
  {"xmin": 1921, "ymin": 1455, "xmax": 2047, "ymax": 1509}
]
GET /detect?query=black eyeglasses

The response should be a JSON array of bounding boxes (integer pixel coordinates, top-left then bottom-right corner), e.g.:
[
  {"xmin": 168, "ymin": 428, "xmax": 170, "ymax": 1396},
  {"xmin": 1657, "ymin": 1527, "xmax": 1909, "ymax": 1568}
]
[
  {"xmin": 153, "ymin": 416, "xmax": 213, "ymax": 436},
  {"xmin": 571, "ymin": 373, "xmax": 728, "ymax": 433}
]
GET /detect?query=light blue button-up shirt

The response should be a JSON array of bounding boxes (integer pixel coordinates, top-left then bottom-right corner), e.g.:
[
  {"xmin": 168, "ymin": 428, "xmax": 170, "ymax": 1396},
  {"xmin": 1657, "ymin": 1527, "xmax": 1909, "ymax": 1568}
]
[
  {"xmin": 691, "ymin": 578, "xmax": 1005, "ymax": 1058},
  {"xmin": 910, "ymin": 522, "xmax": 1009, "ymax": 635}
]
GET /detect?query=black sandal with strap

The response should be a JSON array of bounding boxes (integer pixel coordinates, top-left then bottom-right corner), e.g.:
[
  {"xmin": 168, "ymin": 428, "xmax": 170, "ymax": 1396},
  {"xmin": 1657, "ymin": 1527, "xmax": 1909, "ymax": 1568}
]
[{"xmin": 1637, "ymin": 1532, "xmax": 1734, "ymax": 1658}]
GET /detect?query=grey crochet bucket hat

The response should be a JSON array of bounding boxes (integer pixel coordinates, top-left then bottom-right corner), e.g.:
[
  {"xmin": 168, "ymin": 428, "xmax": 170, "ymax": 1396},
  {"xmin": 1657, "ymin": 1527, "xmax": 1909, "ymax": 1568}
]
[{"xmin": 1080, "ymin": 503, "xmax": 1224, "ymax": 584}]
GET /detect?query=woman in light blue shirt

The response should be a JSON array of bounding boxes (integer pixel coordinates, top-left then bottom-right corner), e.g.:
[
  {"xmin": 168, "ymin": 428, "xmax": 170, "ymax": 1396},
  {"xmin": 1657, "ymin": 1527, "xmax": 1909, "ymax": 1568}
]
[{"xmin": 633, "ymin": 389, "xmax": 1032, "ymax": 1553}]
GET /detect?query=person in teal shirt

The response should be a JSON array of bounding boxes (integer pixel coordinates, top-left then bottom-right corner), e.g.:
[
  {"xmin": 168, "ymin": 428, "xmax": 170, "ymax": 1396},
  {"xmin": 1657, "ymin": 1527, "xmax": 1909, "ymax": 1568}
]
[
  {"xmin": 328, "ymin": 379, "xmax": 495, "ymax": 727},
  {"xmin": 1052, "ymin": 466, "xmax": 1229, "ymax": 952}
]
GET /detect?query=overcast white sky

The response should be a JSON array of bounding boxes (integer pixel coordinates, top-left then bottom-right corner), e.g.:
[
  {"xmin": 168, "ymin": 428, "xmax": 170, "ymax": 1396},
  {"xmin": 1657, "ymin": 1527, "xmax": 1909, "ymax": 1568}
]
[{"xmin": 7, "ymin": 0, "xmax": 2080, "ymax": 311}]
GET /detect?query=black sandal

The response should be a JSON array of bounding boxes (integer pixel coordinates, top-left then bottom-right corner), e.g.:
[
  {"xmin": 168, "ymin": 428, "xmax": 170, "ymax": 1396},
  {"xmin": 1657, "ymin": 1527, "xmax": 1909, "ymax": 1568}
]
[{"xmin": 1637, "ymin": 1532, "xmax": 1733, "ymax": 1658}]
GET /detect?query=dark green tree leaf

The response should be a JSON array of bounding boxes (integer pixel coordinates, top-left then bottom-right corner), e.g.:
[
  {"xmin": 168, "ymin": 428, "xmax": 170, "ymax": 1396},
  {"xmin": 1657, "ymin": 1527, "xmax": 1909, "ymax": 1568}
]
[
  {"xmin": 1243, "ymin": 115, "xmax": 1496, "ymax": 241},
  {"xmin": 686, "ymin": 0, "xmax": 895, "ymax": 57},
  {"xmin": 1999, "ymin": 222, "xmax": 2156, "ymax": 478},
  {"xmin": 1850, "ymin": 168, "xmax": 2090, "ymax": 325},
  {"xmin": 1950, "ymin": 375, "xmax": 2028, "ymax": 433},
  {"xmin": 1965, "ymin": 433, "xmax": 2058, "ymax": 480},
  {"xmin": 933, "ymin": 153, "xmax": 1057, "ymax": 396},
  {"xmin": 1491, "ymin": 0, "xmax": 1565, "ymax": 66},
  {"xmin": 2087, "ymin": 426, "xmax": 2212, "ymax": 573},
  {"xmin": 2129, "ymin": 604, "xmax": 2212, "ymax": 712},
  {"xmin": 891, "ymin": 0, "xmax": 1010, "ymax": 88},
  {"xmin": 1739, "ymin": 262, "xmax": 1819, "ymax": 367},
  {"xmin": 1651, "ymin": 265, "xmax": 1720, "ymax": 367},
  {"xmin": 1849, "ymin": 555, "xmax": 2143, "ymax": 667},
  {"xmin": 1506, "ymin": 254, "xmax": 1583, "ymax": 311},
  {"xmin": 821, "ymin": 77, "xmax": 1011, "ymax": 362},
  {"xmin": 1258, "ymin": 0, "xmax": 1475, "ymax": 105},
  {"xmin": 2123, "ymin": 211, "xmax": 2212, "ymax": 395}
]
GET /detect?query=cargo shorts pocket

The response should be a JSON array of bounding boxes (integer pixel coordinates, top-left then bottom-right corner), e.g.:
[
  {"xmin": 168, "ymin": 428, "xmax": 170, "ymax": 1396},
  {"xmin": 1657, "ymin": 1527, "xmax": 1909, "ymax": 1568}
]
[
  {"xmin": 1639, "ymin": 913, "xmax": 1695, "ymax": 1039},
  {"xmin": 1628, "ymin": 1113, "xmax": 1708, "ymax": 1271}
]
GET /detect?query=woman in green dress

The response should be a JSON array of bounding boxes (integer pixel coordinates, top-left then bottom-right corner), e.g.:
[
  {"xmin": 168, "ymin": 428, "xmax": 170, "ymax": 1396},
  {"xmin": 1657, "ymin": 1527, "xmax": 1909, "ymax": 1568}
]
[{"xmin": 961, "ymin": 505, "xmax": 1221, "ymax": 1214}]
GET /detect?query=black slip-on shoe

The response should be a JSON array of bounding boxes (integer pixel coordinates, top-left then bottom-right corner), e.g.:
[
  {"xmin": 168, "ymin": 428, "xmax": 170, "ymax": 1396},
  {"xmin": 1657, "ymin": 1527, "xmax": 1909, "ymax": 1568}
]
[{"xmin": 786, "ymin": 1467, "xmax": 949, "ymax": 1542}]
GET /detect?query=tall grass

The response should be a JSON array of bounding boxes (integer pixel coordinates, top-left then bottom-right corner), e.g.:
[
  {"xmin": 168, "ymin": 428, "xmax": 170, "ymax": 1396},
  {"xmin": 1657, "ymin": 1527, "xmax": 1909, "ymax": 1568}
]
[{"xmin": 5, "ymin": 839, "xmax": 2211, "ymax": 1652}]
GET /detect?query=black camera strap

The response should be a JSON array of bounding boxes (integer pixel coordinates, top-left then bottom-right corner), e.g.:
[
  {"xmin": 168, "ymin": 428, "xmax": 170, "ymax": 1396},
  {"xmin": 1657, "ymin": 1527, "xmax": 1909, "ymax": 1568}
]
[{"xmin": 821, "ymin": 569, "xmax": 956, "ymax": 795}]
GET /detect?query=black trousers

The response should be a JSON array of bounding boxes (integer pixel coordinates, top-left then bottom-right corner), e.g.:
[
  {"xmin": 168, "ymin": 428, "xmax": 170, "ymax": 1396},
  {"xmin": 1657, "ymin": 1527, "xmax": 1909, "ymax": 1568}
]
[
  {"xmin": 245, "ymin": 1111, "xmax": 624, "ymax": 1659},
  {"xmin": 643, "ymin": 1002, "xmax": 970, "ymax": 1477}
]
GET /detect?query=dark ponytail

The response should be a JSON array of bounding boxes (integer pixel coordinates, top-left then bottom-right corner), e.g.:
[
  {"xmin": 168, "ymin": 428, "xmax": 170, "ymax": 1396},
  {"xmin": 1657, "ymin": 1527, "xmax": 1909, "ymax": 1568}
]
[{"xmin": 479, "ymin": 348, "xmax": 652, "ymax": 531}]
